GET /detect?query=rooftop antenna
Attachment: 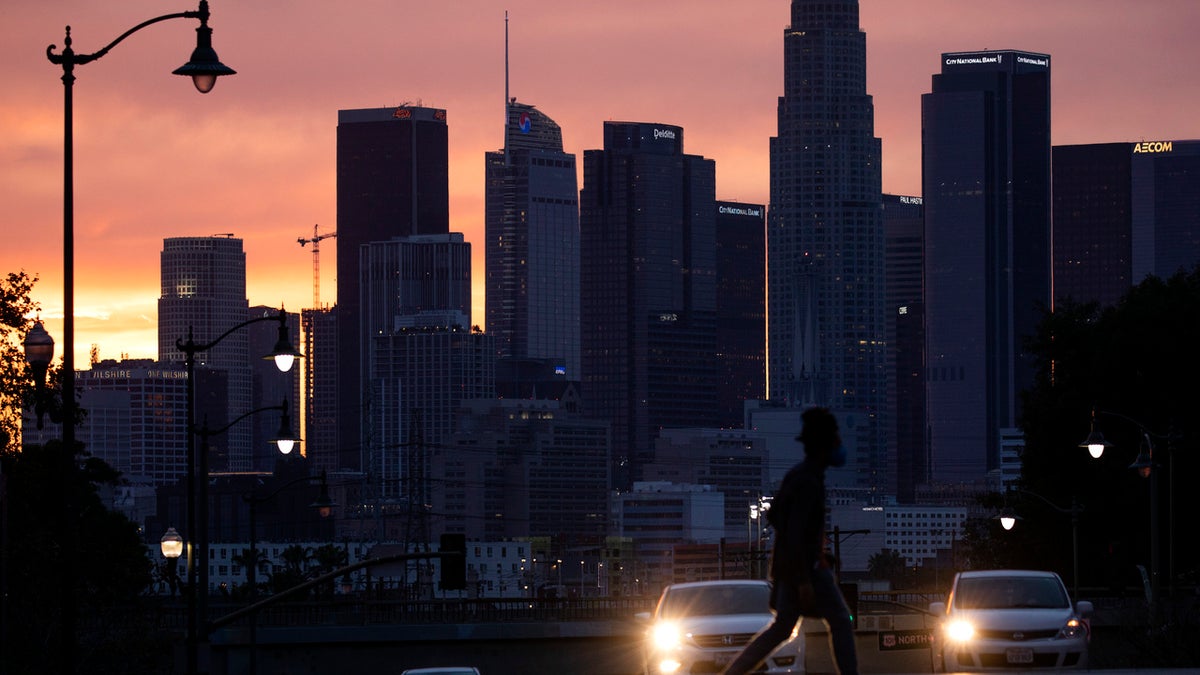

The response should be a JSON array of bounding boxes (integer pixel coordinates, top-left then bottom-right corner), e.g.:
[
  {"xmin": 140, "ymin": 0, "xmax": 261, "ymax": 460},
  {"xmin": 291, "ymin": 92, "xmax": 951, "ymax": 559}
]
[{"xmin": 504, "ymin": 10, "xmax": 510, "ymax": 166}]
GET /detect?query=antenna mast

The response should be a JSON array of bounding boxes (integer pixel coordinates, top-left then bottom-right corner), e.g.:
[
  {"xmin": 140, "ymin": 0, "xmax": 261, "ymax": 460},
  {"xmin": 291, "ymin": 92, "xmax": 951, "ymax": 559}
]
[{"xmin": 504, "ymin": 10, "xmax": 510, "ymax": 166}]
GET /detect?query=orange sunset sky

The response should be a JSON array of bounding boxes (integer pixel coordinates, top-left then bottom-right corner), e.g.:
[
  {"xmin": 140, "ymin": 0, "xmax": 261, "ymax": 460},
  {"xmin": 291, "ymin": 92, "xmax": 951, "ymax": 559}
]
[{"xmin": 3, "ymin": 0, "xmax": 1199, "ymax": 367}]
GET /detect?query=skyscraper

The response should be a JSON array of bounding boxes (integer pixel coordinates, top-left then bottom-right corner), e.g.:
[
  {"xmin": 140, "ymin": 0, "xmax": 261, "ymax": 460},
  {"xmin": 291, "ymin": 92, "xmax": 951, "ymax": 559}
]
[
  {"xmin": 301, "ymin": 307, "xmax": 339, "ymax": 474},
  {"xmin": 922, "ymin": 50, "xmax": 1052, "ymax": 485},
  {"xmin": 883, "ymin": 194, "xmax": 926, "ymax": 502},
  {"xmin": 580, "ymin": 121, "xmax": 717, "ymax": 489},
  {"xmin": 1054, "ymin": 140, "xmax": 1200, "ymax": 307},
  {"xmin": 158, "ymin": 235, "xmax": 252, "ymax": 471},
  {"xmin": 768, "ymin": 0, "xmax": 885, "ymax": 493},
  {"xmin": 715, "ymin": 201, "xmax": 765, "ymax": 429},
  {"xmin": 485, "ymin": 100, "xmax": 580, "ymax": 378},
  {"xmin": 336, "ymin": 106, "xmax": 450, "ymax": 471},
  {"xmin": 359, "ymin": 233, "xmax": 479, "ymax": 502}
]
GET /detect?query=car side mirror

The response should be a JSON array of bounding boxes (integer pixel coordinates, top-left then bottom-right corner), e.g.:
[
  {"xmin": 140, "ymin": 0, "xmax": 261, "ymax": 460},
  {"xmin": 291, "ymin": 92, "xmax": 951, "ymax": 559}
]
[
  {"xmin": 1075, "ymin": 600, "xmax": 1093, "ymax": 615},
  {"xmin": 929, "ymin": 601, "xmax": 946, "ymax": 616},
  {"xmin": 634, "ymin": 612, "xmax": 651, "ymax": 622}
]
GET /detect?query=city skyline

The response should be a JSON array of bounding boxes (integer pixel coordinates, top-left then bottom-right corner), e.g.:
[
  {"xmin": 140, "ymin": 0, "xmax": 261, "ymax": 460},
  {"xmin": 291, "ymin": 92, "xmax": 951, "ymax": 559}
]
[{"xmin": 4, "ymin": 0, "xmax": 1199, "ymax": 365}]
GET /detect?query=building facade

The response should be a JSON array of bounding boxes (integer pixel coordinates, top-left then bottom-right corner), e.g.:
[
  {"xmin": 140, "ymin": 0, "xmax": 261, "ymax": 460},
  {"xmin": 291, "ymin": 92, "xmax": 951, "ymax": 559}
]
[
  {"xmin": 337, "ymin": 106, "xmax": 451, "ymax": 472},
  {"xmin": 767, "ymin": 0, "xmax": 886, "ymax": 496},
  {"xmin": 485, "ymin": 101, "xmax": 580, "ymax": 378},
  {"xmin": 580, "ymin": 121, "xmax": 718, "ymax": 490},
  {"xmin": 436, "ymin": 399, "xmax": 610, "ymax": 545},
  {"xmin": 1054, "ymin": 139, "xmax": 1200, "ymax": 307},
  {"xmin": 922, "ymin": 50, "xmax": 1052, "ymax": 485}
]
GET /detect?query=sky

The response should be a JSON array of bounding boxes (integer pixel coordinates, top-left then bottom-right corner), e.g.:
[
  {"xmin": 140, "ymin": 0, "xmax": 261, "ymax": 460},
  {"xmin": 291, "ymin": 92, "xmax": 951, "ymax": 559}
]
[{"xmin": 3, "ymin": 0, "xmax": 1199, "ymax": 367}]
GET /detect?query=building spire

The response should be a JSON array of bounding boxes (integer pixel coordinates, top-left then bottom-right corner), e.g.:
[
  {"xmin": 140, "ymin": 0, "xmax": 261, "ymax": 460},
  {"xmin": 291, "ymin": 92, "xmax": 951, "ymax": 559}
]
[{"xmin": 504, "ymin": 10, "xmax": 510, "ymax": 166}]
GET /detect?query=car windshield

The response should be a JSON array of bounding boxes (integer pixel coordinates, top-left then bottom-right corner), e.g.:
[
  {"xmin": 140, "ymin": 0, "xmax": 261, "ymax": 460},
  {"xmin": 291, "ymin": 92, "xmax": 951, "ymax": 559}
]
[
  {"xmin": 657, "ymin": 584, "xmax": 770, "ymax": 619},
  {"xmin": 953, "ymin": 576, "xmax": 1069, "ymax": 610}
]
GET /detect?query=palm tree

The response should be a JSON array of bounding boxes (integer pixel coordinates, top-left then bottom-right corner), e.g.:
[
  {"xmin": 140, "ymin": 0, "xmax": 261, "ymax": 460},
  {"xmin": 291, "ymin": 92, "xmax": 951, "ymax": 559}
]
[{"xmin": 231, "ymin": 547, "xmax": 268, "ymax": 595}]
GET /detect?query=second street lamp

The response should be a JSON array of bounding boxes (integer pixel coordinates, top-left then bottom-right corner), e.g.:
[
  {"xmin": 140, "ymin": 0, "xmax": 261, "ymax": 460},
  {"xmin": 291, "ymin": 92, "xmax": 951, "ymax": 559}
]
[
  {"xmin": 1078, "ymin": 408, "xmax": 1175, "ymax": 618},
  {"xmin": 177, "ymin": 308, "xmax": 301, "ymax": 674}
]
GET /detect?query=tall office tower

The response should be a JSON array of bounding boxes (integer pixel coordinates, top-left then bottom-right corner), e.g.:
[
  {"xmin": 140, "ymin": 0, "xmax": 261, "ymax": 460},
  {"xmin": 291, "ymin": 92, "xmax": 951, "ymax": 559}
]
[
  {"xmin": 301, "ymin": 307, "xmax": 338, "ymax": 474},
  {"xmin": 336, "ymin": 106, "xmax": 450, "ymax": 472},
  {"xmin": 715, "ymin": 201, "xmax": 766, "ymax": 429},
  {"xmin": 158, "ymin": 235, "xmax": 252, "ymax": 472},
  {"xmin": 768, "ymin": 0, "xmax": 885, "ymax": 494},
  {"xmin": 883, "ymin": 194, "xmax": 926, "ymax": 502},
  {"xmin": 923, "ymin": 50, "xmax": 1052, "ymax": 486},
  {"xmin": 247, "ymin": 306, "xmax": 301, "ymax": 472},
  {"xmin": 485, "ymin": 101, "xmax": 580, "ymax": 378},
  {"xmin": 580, "ymin": 121, "xmax": 717, "ymax": 489},
  {"xmin": 360, "ymin": 234, "xmax": 478, "ymax": 504},
  {"xmin": 1054, "ymin": 140, "xmax": 1200, "ymax": 307}
]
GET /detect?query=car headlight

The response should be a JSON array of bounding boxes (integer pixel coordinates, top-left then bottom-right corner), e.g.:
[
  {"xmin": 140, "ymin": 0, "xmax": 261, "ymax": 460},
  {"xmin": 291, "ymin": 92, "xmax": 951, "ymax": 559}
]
[
  {"xmin": 1059, "ymin": 617, "xmax": 1087, "ymax": 639},
  {"xmin": 944, "ymin": 619, "xmax": 975, "ymax": 642},
  {"xmin": 652, "ymin": 623, "xmax": 683, "ymax": 650}
]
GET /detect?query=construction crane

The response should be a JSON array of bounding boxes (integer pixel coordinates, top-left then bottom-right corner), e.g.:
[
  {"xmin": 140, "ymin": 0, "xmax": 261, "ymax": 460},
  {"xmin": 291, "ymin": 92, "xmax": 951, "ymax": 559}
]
[{"xmin": 297, "ymin": 224, "xmax": 337, "ymax": 309}]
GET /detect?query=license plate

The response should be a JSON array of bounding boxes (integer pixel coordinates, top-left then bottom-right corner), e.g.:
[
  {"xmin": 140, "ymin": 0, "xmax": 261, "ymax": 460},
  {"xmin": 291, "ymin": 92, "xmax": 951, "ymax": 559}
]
[
  {"xmin": 713, "ymin": 651, "xmax": 737, "ymax": 666},
  {"xmin": 1006, "ymin": 648, "xmax": 1034, "ymax": 664}
]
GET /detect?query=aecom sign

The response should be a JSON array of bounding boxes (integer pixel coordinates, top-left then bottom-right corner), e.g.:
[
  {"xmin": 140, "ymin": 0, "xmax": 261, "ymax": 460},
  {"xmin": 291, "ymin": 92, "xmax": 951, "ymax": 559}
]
[{"xmin": 1133, "ymin": 141, "xmax": 1173, "ymax": 154}]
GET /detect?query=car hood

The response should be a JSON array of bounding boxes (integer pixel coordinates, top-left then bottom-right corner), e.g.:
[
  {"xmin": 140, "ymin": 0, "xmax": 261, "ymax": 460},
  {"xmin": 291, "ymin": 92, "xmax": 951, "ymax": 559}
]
[
  {"xmin": 670, "ymin": 613, "xmax": 774, "ymax": 637},
  {"xmin": 952, "ymin": 607, "xmax": 1075, "ymax": 631}
]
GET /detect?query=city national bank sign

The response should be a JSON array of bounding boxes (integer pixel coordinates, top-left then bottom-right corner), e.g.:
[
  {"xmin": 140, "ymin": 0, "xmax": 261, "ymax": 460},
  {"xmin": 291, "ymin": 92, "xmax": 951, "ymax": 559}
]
[{"xmin": 718, "ymin": 204, "xmax": 764, "ymax": 218}]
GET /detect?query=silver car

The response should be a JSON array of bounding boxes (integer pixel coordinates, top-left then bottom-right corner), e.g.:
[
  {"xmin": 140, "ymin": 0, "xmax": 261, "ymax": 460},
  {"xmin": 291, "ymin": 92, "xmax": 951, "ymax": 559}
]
[
  {"xmin": 930, "ymin": 569, "xmax": 1092, "ymax": 671},
  {"xmin": 639, "ymin": 579, "xmax": 804, "ymax": 674}
]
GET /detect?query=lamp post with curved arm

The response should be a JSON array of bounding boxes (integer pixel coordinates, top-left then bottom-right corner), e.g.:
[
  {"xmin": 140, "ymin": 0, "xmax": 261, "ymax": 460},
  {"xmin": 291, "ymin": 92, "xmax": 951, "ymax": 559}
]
[
  {"xmin": 179, "ymin": 309, "xmax": 300, "ymax": 674},
  {"xmin": 191, "ymin": 396, "xmax": 300, "ymax": 672},
  {"xmin": 1078, "ymin": 408, "xmax": 1175, "ymax": 617},
  {"xmin": 998, "ymin": 489, "xmax": 1085, "ymax": 601},
  {"xmin": 45, "ymin": 5, "xmax": 235, "ymax": 672}
]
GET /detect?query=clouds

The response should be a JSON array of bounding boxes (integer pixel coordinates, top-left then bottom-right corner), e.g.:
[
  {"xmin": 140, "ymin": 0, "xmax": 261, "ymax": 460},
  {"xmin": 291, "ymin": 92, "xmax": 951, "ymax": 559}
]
[{"xmin": 3, "ymin": 1, "xmax": 1198, "ymax": 364}]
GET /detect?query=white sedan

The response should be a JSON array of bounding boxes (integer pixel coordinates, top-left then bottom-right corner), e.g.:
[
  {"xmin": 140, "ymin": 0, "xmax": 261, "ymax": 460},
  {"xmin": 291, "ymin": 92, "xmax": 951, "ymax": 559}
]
[
  {"xmin": 638, "ymin": 579, "xmax": 804, "ymax": 674},
  {"xmin": 930, "ymin": 569, "xmax": 1092, "ymax": 671}
]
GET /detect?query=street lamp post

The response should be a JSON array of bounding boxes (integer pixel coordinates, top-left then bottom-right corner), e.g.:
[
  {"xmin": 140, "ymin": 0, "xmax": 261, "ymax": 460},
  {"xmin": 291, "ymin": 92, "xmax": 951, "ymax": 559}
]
[
  {"xmin": 1079, "ymin": 408, "xmax": 1175, "ymax": 614},
  {"xmin": 161, "ymin": 527, "xmax": 185, "ymax": 597},
  {"xmin": 998, "ymin": 489, "xmax": 1085, "ymax": 601},
  {"xmin": 44, "ymin": 4, "xmax": 235, "ymax": 672},
  {"xmin": 178, "ymin": 310, "xmax": 299, "ymax": 674},
  {"xmin": 189, "ymin": 392, "xmax": 300, "ymax": 672}
]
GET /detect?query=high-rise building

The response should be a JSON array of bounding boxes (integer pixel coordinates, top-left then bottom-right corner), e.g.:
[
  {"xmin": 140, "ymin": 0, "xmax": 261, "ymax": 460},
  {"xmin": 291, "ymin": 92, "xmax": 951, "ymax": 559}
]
[
  {"xmin": 158, "ymin": 235, "xmax": 252, "ymax": 471},
  {"xmin": 485, "ymin": 101, "xmax": 580, "ymax": 378},
  {"xmin": 32, "ymin": 360, "xmax": 190, "ymax": 485},
  {"xmin": 715, "ymin": 201, "xmax": 766, "ymax": 429},
  {"xmin": 301, "ymin": 307, "xmax": 338, "ymax": 474},
  {"xmin": 1054, "ymin": 140, "xmax": 1200, "ymax": 307},
  {"xmin": 767, "ymin": 0, "xmax": 885, "ymax": 495},
  {"xmin": 883, "ymin": 194, "xmax": 926, "ymax": 502},
  {"xmin": 922, "ymin": 50, "xmax": 1052, "ymax": 485},
  {"xmin": 336, "ymin": 106, "xmax": 450, "ymax": 471},
  {"xmin": 359, "ymin": 234, "xmax": 482, "ymax": 512},
  {"xmin": 580, "ymin": 121, "xmax": 717, "ymax": 489}
]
